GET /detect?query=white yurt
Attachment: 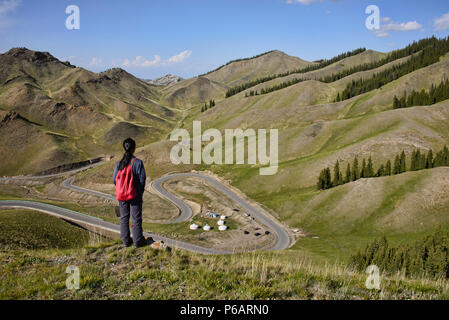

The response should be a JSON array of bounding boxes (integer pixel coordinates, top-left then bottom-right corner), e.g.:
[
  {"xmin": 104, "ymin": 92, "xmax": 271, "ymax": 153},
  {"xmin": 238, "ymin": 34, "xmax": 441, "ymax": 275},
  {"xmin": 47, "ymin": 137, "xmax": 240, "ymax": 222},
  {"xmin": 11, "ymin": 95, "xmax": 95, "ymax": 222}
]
[{"xmin": 189, "ymin": 223, "xmax": 199, "ymax": 230}]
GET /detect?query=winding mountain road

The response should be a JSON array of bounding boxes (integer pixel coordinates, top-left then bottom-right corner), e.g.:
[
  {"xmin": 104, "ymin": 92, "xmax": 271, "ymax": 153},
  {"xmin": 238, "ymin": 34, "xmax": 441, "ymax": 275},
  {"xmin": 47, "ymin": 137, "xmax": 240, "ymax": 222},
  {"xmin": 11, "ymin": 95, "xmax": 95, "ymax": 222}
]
[
  {"xmin": 0, "ymin": 200, "xmax": 227, "ymax": 254},
  {"xmin": 152, "ymin": 173, "xmax": 291, "ymax": 251},
  {"xmin": 0, "ymin": 163, "xmax": 291, "ymax": 254}
]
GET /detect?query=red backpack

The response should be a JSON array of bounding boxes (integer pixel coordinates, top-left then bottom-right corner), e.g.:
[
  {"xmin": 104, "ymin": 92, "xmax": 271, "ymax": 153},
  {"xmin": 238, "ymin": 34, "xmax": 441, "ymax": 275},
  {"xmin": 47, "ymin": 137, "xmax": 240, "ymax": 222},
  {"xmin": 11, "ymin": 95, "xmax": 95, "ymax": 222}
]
[{"xmin": 115, "ymin": 158, "xmax": 137, "ymax": 201}]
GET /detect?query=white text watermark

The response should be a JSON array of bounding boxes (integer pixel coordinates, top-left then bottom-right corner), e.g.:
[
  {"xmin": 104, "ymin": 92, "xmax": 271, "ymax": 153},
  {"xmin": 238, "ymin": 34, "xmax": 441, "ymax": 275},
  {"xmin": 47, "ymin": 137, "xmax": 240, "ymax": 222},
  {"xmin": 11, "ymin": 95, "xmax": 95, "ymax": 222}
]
[
  {"xmin": 65, "ymin": 265, "xmax": 80, "ymax": 290},
  {"xmin": 65, "ymin": 5, "xmax": 80, "ymax": 30},
  {"xmin": 170, "ymin": 121, "xmax": 278, "ymax": 175}
]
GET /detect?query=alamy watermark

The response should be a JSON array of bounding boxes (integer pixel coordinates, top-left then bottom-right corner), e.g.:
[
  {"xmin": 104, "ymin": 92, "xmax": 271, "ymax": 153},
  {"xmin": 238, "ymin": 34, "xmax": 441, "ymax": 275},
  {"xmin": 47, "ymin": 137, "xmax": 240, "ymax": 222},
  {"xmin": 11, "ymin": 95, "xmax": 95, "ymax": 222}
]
[
  {"xmin": 365, "ymin": 5, "xmax": 380, "ymax": 30},
  {"xmin": 170, "ymin": 121, "xmax": 278, "ymax": 175},
  {"xmin": 65, "ymin": 265, "xmax": 80, "ymax": 290},
  {"xmin": 365, "ymin": 265, "xmax": 381, "ymax": 290},
  {"xmin": 65, "ymin": 5, "xmax": 80, "ymax": 30}
]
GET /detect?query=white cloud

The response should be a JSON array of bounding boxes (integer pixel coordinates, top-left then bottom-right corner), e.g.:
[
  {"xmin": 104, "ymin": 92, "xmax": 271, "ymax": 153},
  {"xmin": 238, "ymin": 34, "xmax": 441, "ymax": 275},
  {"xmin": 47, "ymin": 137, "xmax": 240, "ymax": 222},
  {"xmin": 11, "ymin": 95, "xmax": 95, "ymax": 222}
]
[
  {"xmin": 122, "ymin": 55, "xmax": 161, "ymax": 67},
  {"xmin": 0, "ymin": 0, "xmax": 19, "ymax": 15},
  {"xmin": 122, "ymin": 50, "xmax": 192, "ymax": 68},
  {"xmin": 167, "ymin": 50, "xmax": 192, "ymax": 63},
  {"xmin": 374, "ymin": 30, "xmax": 390, "ymax": 38},
  {"xmin": 0, "ymin": 0, "xmax": 20, "ymax": 30},
  {"xmin": 89, "ymin": 57, "xmax": 103, "ymax": 66},
  {"xmin": 374, "ymin": 17, "xmax": 422, "ymax": 38},
  {"xmin": 434, "ymin": 12, "xmax": 449, "ymax": 31},
  {"xmin": 383, "ymin": 21, "xmax": 422, "ymax": 31}
]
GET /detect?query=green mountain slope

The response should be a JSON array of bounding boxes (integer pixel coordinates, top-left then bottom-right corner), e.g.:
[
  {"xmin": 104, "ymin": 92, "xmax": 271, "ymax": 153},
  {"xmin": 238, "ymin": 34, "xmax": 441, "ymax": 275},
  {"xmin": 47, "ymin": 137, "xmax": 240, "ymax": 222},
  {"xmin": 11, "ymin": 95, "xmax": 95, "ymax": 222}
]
[
  {"xmin": 204, "ymin": 50, "xmax": 313, "ymax": 86},
  {"xmin": 0, "ymin": 48, "xmax": 182, "ymax": 174},
  {"xmin": 160, "ymin": 76, "xmax": 228, "ymax": 109},
  {"xmin": 51, "ymin": 38, "xmax": 449, "ymax": 270}
]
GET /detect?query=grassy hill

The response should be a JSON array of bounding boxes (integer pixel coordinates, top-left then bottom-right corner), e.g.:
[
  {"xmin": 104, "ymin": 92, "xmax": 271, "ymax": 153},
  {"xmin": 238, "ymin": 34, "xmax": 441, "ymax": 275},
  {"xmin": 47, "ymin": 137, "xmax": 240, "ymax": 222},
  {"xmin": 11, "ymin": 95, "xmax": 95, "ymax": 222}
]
[
  {"xmin": 160, "ymin": 76, "xmax": 228, "ymax": 109},
  {"xmin": 0, "ymin": 48, "xmax": 183, "ymax": 174},
  {"xmin": 1, "ymin": 240, "xmax": 448, "ymax": 299},
  {"xmin": 258, "ymin": 167, "xmax": 449, "ymax": 261},
  {"xmin": 204, "ymin": 50, "xmax": 313, "ymax": 86},
  {"xmin": 0, "ymin": 209, "xmax": 96, "ymax": 249},
  {"xmin": 0, "ymin": 110, "xmax": 86, "ymax": 176}
]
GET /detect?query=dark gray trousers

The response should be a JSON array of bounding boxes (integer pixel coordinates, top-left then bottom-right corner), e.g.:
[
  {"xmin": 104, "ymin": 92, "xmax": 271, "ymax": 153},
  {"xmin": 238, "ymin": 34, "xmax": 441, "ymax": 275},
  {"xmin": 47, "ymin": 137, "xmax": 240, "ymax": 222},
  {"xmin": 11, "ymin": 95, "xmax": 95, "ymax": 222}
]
[{"xmin": 119, "ymin": 197, "xmax": 144, "ymax": 247}]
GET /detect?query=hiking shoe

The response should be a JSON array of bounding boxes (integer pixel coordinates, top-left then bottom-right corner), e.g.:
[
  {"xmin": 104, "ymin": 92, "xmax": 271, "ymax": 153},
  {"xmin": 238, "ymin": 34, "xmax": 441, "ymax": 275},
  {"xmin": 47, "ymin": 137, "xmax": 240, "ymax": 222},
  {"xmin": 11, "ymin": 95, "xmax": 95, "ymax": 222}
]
[
  {"xmin": 123, "ymin": 241, "xmax": 133, "ymax": 248},
  {"xmin": 134, "ymin": 236, "xmax": 154, "ymax": 248}
]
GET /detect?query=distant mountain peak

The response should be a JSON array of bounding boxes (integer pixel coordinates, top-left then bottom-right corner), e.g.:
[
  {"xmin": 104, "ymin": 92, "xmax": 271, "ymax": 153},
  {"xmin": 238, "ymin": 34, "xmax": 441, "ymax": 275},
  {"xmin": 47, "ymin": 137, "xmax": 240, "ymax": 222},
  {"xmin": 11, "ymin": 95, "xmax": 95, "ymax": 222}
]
[
  {"xmin": 148, "ymin": 74, "xmax": 183, "ymax": 86},
  {"xmin": 99, "ymin": 68, "xmax": 138, "ymax": 82},
  {"xmin": 5, "ymin": 47, "xmax": 55, "ymax": 62},
  {"xmin": 102, "ymin": 67, "xmax": 127, "ymax": 75},
  {"xmin": 3, "ymin": 47, "xmax": 75, "ymax": 68}
]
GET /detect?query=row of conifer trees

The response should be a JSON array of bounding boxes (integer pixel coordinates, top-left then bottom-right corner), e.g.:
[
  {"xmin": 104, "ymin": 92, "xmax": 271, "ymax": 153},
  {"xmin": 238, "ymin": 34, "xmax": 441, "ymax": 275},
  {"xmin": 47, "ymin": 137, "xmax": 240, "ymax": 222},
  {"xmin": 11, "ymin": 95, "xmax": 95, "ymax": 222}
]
[
  {"xmin": 235, "ymin": 37, "xmax": 447, "ymax": 100},
  {"xmin": 393, "ymin": 78, "xmax": 449, "ymax": 109},
  {"xmin": 201, "ymin": 100, "xmax": 216, "ymax": 112},
  {"xmin": 317, "ymin": 146, "xmax": 449, "ymax": 190},
  {"xmin": 348, "ymin": 231, "xmax": 449, "ymax": 280},
  {"xmin": 225, "ymin": 48, "xmax": 366, "ymax": 98},
  {"xmin": 334, "ymin": 36, "xmax": 449, "ymax": 102}
]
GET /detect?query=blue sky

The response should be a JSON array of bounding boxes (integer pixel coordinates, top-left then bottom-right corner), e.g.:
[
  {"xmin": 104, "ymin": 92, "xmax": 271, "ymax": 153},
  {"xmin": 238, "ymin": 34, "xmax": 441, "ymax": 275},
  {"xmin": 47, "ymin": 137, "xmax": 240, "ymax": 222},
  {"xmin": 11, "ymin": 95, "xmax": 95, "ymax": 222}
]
[{"xmin": 1, "ymin": 0, "xmax": 449, "ymax": 79}]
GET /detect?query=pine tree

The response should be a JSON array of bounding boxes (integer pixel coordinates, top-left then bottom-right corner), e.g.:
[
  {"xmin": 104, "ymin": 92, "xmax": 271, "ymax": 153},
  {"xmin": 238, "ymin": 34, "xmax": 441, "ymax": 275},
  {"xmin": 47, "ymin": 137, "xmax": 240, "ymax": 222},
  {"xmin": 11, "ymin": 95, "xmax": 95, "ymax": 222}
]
[
  {"xmin": 419, "ymin": 151, "xmax": 426, "ymax": 170},
  {"xmin": 386, "ymin": 159, "xmax": 392, "ymax": 176},
  {"xmin": 442, "ymin": 146, "xmax": 449, "ymax": 166},
  {"xmin": 367, "ymin": 156, "xmax": 374, "ymax": 177},
  {"xmin": 352, "ymin": 157, "xmax": 359, "ymax": 181},
  {"xmin": 326, "ymin": 168, "xmax": 332, "ymax": 188},
  {"xmin": 360, "ymin": 158, "xmax": 367, "ymax": 178},
  {"xmin": 344, "ymin": 163, "xmax": 351, "ymax": 183},
  {"xmin": 410, "ymin": 150, "xmax": 417, "ymax": 171},
  {"xmin": 317, "ymin": 169, "xmax": 326, "ymax": 190},
  {"xmin": 317, "ymin": 167, "xmax": 332, "ymax": 190},
  {"xmin": 400, "ymin": 92, "xmax": 406, "ymax": 108},
  {"xmin": 333, "ymin": 161, "xmax": 343, "ymax": 186},
  {"xmin": 400, "ymin": 151, "xmax": 407, "ymax": 173},
  {"xmin": 426, "ymin": 149, "xmax": 434, "ymax": 169},
  {"xmin": 377, "ymin": 164, "xmax": 385, "ymax": 177},
  {"xmin": 393, "ymin": 95, "xmax": 400, "ymax": 109},
  {"xmin": 393, "ymin": 155, "xmax": 401, "ymax": 175}
]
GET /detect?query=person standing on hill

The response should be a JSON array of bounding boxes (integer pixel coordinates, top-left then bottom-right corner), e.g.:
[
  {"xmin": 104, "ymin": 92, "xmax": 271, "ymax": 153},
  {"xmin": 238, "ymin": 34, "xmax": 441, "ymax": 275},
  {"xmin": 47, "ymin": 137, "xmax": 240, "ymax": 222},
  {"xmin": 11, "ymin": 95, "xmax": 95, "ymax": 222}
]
[{"xmin": 113, "ymin": 138, "xmax": 149, "ymax": 248}]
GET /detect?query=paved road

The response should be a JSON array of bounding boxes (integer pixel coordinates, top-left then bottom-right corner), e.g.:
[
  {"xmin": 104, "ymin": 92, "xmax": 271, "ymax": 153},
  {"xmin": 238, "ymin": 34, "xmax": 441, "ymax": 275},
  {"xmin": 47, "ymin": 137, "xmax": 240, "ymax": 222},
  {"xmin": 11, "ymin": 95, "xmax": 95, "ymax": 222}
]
[
  {"xmin": 150, "ymin": 176, "xmax": 193, "ymax": 223},
  {"xmin": 0, "ymin": 200, "xmax": 228, "ymax": 254},
  {"xmin": 0, "ymin": 165, "xmax": 291, "ymax": 253},
  {"xmin": 0, "ymin": 161, "xmax": 107, "ymax": 181},
  {"xmin": 62, "ymin": 176, "xmax": 116, "ymax": 202},
  {"xmin": 152, "ymin": 173, "xmax": 291, "ymax": 251},
  {"xmin": 62, "ymin": 172, "xmax": 291, "ymax": 250}
]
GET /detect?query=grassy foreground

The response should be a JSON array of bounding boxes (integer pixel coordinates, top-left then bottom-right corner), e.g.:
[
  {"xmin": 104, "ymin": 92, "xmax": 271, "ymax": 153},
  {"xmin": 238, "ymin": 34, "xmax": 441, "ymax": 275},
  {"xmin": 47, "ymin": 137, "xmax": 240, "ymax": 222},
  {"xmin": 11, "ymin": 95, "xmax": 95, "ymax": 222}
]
[
  {"xmin": 1, "ymin": 241, "xmax": 448, "ymax": 300},
  {"xmin": 0, "ymin": 209, "xmax": 99, "ymax": 250}
]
